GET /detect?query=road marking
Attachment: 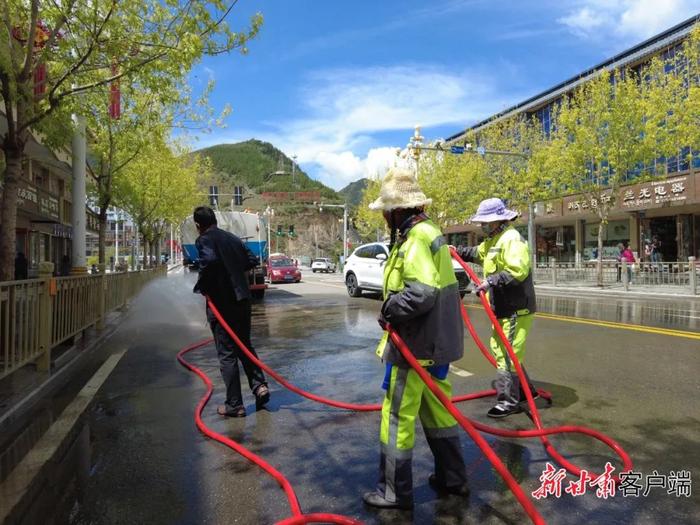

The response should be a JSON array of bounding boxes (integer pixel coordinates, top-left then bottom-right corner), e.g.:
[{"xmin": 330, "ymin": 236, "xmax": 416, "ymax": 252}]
[
  {"xmin": 306, "ymin": 281, "xmax": 346, "ymax": 290},
  {"xmin": 450, "ymin": 365, "xmax": 473, "ymax": 377},
  {"xmin": 463, "ymin": 304, "xmax": 700, "ymax": 340}
]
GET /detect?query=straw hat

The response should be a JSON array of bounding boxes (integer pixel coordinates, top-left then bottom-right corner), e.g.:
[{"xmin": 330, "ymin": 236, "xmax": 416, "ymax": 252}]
[{"xmin": 369, "ymin": 168, "xmax": 432, "ymax": 211}]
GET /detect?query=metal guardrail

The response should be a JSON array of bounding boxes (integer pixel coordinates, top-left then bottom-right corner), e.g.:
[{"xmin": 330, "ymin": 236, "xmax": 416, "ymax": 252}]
[
  {"xmin": 533, "ymin": 257, "xmax": 698, "ymax": 294},
  {"xmin": 0, "ymin": 265, "xmax": 166, "ymax": 380}
]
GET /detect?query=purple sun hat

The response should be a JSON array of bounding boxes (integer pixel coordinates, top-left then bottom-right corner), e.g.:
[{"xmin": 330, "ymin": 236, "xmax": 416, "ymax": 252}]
[{"xmin": 470, "ymin": 198, "xmax": 518, "ymax": 223}]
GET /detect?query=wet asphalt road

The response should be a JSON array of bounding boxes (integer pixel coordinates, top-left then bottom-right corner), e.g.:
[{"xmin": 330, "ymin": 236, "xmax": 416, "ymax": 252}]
[{"xmin": 69, "ymin": 268, "xmax": 700, "ymax": 525}]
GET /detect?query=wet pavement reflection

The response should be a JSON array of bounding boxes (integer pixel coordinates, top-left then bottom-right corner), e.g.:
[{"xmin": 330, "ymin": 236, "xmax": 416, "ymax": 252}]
[{"xmin": 66, "ymin": 270, "xmax": 698, "ymax": 525}]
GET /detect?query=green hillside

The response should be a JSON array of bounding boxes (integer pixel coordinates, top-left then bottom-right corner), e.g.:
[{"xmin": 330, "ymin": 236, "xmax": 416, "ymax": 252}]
[
  {"xmin": 193, "ymin": 140, "xmax": 338, "ymax": 200},
  {"xmin": 338, "ymin": 178, "xmax": 368, "ymax": 209}
]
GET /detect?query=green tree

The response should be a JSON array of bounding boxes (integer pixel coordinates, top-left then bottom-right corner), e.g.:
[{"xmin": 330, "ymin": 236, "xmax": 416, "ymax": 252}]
[
  {"xmin": 547, "ymin": 67, "xmax": 675, "ymax": 285},
  {"xmin": 113, "ymin": 139, "xmax": 205, "ymax": 266},
  {"xmin": 353, "ymin": 177, "xmax": 385, "ymax": 242},
  {"xmin": 0, "ymin": 0, "xmax": 262, "ymax": 280}
]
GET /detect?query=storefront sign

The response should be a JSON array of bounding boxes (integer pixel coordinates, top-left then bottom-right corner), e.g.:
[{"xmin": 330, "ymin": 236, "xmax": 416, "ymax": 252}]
[
  {"xmin": 39, "ymin": 194, "xmax": 60, "ymax": 221},
  {"xmin": 16, "ymin": 179, "xmax": 61, "ymax": 221},
  {"xmin": 620, "ymin": 175, "xmax": 692, "ymax": 209},
  {"xmin": 262, "ymin": 191, "xmax": 321, "ymax": 203},
  {"xmin": 563, "ymin": 191, "xmax": 613, "ymax": 216},
  {"xmin": 535, "ymin": 199, "xmax": 563, "ymax": 218},
  {"xmin": 561, "ymin": 173, "xmax": 699, "ymax": 217},
  {"xmin": 17, "ymin": 180, "xmax": 39, "ymax": 214},
  {"xmin": 53, "ymin": 223, "xmax": 72, "ymax": 239}
]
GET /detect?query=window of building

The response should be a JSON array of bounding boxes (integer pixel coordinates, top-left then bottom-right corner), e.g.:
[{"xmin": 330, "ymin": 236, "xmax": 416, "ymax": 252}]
[{"xmin": 584, "ymin": 220, "xmax": 630, "ymax": 259}]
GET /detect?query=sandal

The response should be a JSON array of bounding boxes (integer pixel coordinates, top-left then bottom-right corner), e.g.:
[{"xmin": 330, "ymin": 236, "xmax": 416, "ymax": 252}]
[
  {"xmin": 217, "ymin": 405, "xmax": 246, "ymax": 417},
  {"xmin": 254, "ymin": 384, "xmax": 270, "ymax": 409}
]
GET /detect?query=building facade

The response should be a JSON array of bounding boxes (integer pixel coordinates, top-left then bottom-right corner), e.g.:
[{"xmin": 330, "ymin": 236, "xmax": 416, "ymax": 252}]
[{"xmin": 445, "ymin": 16, "xmax": 700, "ymax": 264}]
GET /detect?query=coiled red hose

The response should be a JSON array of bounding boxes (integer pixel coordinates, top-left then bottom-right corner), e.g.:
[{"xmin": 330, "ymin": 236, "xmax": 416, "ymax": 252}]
[
  {"xmin": 179, "ymin": 264, "xmax": 634, "ymax": 524},
  {"xmin": 450, "ymin": 247, "xmax": 633, "ymax": 483},
  {"xmin": 177, "ymin": 338, "xmax": 362, "ymax": 525}
]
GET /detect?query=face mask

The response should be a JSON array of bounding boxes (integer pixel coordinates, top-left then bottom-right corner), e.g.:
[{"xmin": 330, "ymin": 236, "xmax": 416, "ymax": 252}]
[{"xmin": 480, "ymin": 223, "xmax": 498, "ymax": 237}]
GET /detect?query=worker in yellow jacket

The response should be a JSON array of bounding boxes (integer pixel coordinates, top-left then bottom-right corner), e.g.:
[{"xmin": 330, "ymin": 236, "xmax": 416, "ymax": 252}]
[
  {"xmin": 362, "ymin": 168, "xmax": 468, "ymax": 511},
  {"xmin": 458, "ymin": 198, "xmax": 539, "ymax": 419}
]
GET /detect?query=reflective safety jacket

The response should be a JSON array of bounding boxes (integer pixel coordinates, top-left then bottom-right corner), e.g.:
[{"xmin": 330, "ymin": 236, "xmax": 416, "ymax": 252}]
[
  {"xmin": 461, "ymin": 225, "xmax": 536, "ymax": 319},
  {"xmin": 379, "ymin": 216, "xmax": 464, "ymax": 366}
]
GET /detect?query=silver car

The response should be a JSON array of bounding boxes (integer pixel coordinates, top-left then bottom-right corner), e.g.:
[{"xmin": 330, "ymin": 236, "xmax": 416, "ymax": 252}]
[{"xmin": 311, "ymin": 257, "xmax": 337, "ymax": 273}]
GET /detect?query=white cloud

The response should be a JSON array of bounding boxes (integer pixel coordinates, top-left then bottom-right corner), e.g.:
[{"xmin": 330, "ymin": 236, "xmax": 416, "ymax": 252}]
[
  {"xmin": 204, "ymin": 65, "xmax": 517, "ymax": 190},
  {"xmin": 558, "ymin": 0, "xmax": 700, "ymax": 42},
  {"xmin": 312, "ymin": 147, "xmax": 407, "ymax": 190}
]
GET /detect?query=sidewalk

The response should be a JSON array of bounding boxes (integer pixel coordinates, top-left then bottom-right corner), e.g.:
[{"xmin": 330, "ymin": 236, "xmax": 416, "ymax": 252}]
[{"xmin": 534, "ymin": 282, "xmax": 699, "ymax": 300}]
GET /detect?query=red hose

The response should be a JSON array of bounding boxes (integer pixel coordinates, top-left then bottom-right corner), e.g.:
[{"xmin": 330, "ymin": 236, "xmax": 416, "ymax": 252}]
[
  {"xmin": 450, "ymin": 247, "xmax": 633, "ymax": 481},
  {"xmin": 177, "ymin": 339, "xmax": 362, "ymax": 525},
  {"xmin": 387, "ymin": 328, "xmax": 545, "ymax": 525},
  {"xmin": 181, "ymin": 270, "xmax": 633, "ymax": 525}
]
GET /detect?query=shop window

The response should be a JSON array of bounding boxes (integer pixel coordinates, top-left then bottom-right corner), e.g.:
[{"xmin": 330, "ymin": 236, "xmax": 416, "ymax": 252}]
[{"xmin": 584, "ymin": 220, "xmax": 630, "ymax": 259}]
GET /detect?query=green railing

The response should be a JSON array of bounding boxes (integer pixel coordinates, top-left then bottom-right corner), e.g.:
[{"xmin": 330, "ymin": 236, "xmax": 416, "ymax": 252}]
[{"xmin": 0, "ymin": 264, "xmax": 167, "ymax": 380}]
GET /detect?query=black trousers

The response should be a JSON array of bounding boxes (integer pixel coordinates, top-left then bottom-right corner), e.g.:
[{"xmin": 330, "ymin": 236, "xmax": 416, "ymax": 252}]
[{"xmin": 207, "ymin": 300, "xmax": 266, "ymax": 410}]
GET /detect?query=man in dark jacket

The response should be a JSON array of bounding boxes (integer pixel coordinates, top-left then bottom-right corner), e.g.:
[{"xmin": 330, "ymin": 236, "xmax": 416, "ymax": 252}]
[{"xmin": 193, "ymin": 206, "xmax": 270, "ymax": 417}]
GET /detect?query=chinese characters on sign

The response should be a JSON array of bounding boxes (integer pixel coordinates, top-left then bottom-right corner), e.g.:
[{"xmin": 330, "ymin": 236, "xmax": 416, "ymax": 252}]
[
  {"xmin": 622, "ymin": 176, "xmax": 688, "ymax": 208},
  {"xmin": 532, "ymin": 463, "xmax": 692, "ymax": 499},
  {"xmin": 262, "ymin": 191, "xmax": 321, "ymax": 203},
  {"xmin": 566, "ymin": 193, "xmax": 613, "ymax": 213}
]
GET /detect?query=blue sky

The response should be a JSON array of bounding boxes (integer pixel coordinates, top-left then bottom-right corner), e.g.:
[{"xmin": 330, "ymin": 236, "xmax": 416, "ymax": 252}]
[{"xmin": 190, "ymin": 0, "xmax": 700, "ymax": 190}]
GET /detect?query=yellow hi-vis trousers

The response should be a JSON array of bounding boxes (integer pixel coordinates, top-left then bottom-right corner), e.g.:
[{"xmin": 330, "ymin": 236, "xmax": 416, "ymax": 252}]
[{"xmin": 376, "ymin": 365, "xmax": 467, "ymax": 503}]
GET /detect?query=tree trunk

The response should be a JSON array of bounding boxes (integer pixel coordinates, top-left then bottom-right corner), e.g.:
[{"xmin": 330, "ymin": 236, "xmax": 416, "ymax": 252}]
[
  {"xmin": 0, "ymin": 148, "xmax": 23, "ymax": 281},
  {"xmin": 98, "ymin": 206, "xmax": 108, "ymax": 265},
  {"xmin": 597, "ymin": 224, "xmax": 604, "ymax": 287},
  {"xmin": 143, "ymin": 239, "xmax": 149, "ymax": 268}
]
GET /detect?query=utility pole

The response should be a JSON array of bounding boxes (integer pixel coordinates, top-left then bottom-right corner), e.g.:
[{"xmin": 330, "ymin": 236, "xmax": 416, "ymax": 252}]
[{"xmin": 71, "ymin": 115, "xmax": 87, "ymax": 273}]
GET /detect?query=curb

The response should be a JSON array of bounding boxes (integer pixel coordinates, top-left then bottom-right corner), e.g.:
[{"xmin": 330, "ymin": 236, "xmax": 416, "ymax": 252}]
[{"xmin": 534, "ymin": 284, "xmax": 699, "ymax": 300}]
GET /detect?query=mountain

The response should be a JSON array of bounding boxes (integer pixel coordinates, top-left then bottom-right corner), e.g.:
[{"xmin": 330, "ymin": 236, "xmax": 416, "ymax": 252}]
[
  {"xmin": 193, "ymin": 140, "xmax": 338, "ymax": 200},
  {"xmin": 338, "ymin": 178, "xmax": 369, "ymax": 209}
]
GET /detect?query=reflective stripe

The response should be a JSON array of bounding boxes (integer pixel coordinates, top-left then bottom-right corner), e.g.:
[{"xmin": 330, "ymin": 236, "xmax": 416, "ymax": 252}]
[
  {"xmin": 385, "ymin": 367, "xmax": 408, "ymax": 502},
  {"xmin": 430, "ymin": 235, "xmax": 446, "ymax": 254},
  {"xmin": 380, "ymin": 442, "xmax": 414, "ymax": 460},
  {"xmin": 423, "ymin": 425, "xmax": 460, "ymax": 439}
]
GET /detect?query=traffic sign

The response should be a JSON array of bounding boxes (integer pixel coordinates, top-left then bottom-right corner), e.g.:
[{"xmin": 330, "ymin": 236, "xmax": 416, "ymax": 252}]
[
  {"xmin": 477, "ymin": 146, "xmax": 486, "ymax": 156},
  {"xmin": 450, "ymin": 145, "xmax": 465, "ymax": 154}
]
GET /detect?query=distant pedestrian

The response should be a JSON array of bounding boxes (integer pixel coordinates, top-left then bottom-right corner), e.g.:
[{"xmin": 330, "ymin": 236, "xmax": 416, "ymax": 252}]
[
  {"xmin": 193, "ymin": 206, "xmax": 270, "ymax": 417},
  {"xmin": 617, "ymin": 242, "xmax": 635, "ymax": 283},
  {"xmin": 650, "ymin": 236, "xmax": 662, "ymax": 264},
  {"xmin": 14, "ymin": 252, "xmax": 28, "ymax": 280}
]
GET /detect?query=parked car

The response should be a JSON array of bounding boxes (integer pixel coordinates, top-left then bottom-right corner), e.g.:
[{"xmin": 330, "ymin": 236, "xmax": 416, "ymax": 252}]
[
  {"xmin": 268, "ymin": 256, "xmax": 302, "ymax": 283},
  {"xmin": 343, "ymin": 242, "xmax": 470, "ymax": 298},
  {"xmin": 311, "ymin": 258, "xmax": 336, "ymax": 273}
]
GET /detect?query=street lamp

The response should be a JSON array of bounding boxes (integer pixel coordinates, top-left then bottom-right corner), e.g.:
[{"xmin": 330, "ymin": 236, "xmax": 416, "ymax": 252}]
[
  {"xmin": 318, "ymin": 202, "xmax": 348, "ymax": 265},
  {"xmin": 408, "ymin": 124, "xmax": 424, "ymax": 175},
  {"xmin": 264, "ymin": 206, "xmax": 274, "ymax": 260}
]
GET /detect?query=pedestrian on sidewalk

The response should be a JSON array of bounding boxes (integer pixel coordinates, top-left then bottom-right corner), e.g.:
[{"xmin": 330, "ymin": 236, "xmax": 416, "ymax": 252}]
[
  {"xmin": 457, "ymin": 198, "xmax": 540, "ymax": 419},
  {"xmin": 618, "ymin": 242, "xmax": 635, "ymax": 283},
  {"xmin": 192, "ymin": 206, "xmax": 270, "ymax": 418},
  {"xmin": 362, "ymin": 168, "xmax": 468, "ymax": 511}
]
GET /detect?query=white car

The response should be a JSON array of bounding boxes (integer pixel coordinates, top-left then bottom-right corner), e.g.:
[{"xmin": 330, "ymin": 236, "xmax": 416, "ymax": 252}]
[
  {"xmin": 343, "ymin": 242, "xmax": 470, "ymax": 297},
  {"xmin": 311, "ymin": 257, "xmax": 337, "ymax": 273}
]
